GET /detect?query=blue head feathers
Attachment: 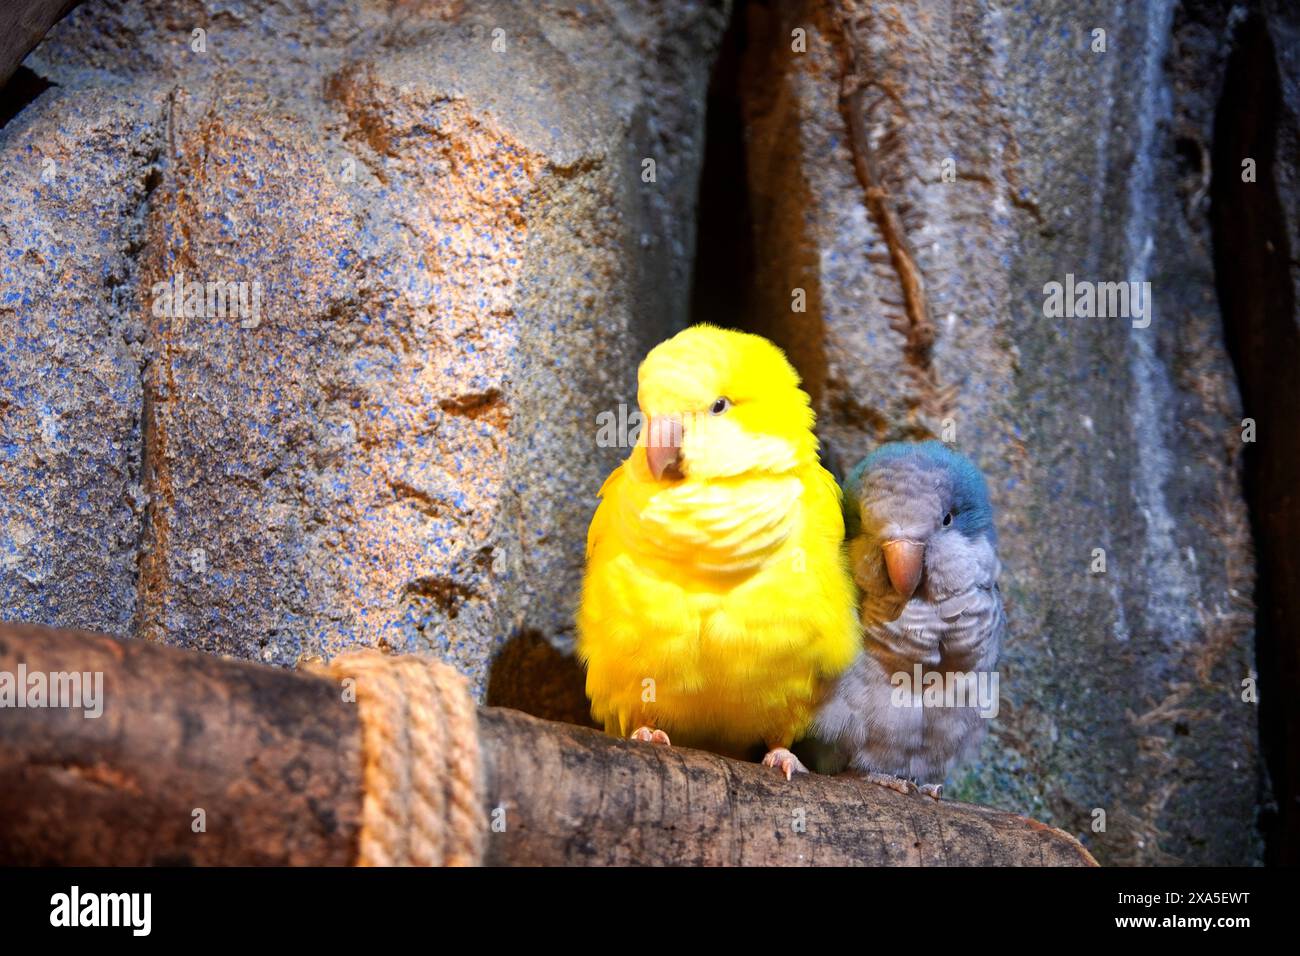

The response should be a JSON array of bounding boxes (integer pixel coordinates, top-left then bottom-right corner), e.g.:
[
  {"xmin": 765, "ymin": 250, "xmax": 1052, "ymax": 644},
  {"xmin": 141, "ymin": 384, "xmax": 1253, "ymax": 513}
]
[{"xmin": 842, "ymin": 441, "xmax": 995, "ymax": 542}]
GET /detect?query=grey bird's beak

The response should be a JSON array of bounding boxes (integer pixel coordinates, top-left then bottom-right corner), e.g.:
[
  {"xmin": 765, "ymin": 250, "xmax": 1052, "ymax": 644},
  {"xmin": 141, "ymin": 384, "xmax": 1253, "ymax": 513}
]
[
  {"xmin": 882, "ymin": 539, "xmax": 924, "ymax": 599},
  {"xmin": 645, "ymin": 414, "xmax": 684, "ymax": 481}
]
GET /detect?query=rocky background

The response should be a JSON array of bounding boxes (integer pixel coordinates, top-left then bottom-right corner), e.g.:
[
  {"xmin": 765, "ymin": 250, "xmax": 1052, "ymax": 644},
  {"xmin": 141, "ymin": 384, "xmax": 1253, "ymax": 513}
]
[
  {"xmin": 2, "ymin": 0, "xmax": 1296, "ymax": 866},
  {"xmin": 0, "ymin": 0, "xmax": 725, "ymax": 686}
]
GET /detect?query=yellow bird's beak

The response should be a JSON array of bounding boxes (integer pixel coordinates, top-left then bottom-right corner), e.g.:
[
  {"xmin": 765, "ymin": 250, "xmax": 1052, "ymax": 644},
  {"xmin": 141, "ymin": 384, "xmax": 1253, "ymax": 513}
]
[
  {"xmin": 646, "ymin": 414, "xmax": 684, "ymax": 481},
  {"xmin": 881, "ymin": 539, "xmax": 924, "ymax": 599}
]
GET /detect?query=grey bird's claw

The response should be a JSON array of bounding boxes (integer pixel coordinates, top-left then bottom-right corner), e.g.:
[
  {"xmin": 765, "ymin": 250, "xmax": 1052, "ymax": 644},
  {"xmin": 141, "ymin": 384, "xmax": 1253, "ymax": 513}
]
[
  {"xmin": 762, "ymin": 747, "xmax": 808, "ymax": 780},
  {"xmin": 863, "ymin": 771, "xmax": 919, "ymax": 795}
]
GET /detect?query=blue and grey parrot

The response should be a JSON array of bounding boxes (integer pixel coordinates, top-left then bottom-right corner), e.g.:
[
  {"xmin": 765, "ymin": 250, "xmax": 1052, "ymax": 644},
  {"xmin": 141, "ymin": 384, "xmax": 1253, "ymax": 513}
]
[{"xmin": 810, "ymin": 441, "xmax": 1004, "ymax": 799}]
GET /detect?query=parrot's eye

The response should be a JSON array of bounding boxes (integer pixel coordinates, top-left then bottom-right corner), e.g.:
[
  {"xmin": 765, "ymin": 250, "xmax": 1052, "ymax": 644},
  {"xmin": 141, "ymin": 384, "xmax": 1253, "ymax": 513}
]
[
  {"xmin": 942, "ymin": 512, "xmax": 953, "ymax": 527},
  {"xmin": 709, "ymin": 396, "xmax": 731, "ymax": 416}
]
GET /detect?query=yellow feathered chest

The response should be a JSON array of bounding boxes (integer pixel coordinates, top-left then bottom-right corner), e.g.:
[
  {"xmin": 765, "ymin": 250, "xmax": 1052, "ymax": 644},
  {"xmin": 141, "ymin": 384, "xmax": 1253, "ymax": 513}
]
[{"xmin": 577, "ymin": 453, "xmax": 860, "ymax": 757}]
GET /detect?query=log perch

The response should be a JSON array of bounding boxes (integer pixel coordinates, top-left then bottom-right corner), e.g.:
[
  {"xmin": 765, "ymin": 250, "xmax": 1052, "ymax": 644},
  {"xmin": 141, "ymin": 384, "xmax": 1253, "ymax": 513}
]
[
  {"xmin": 0, "ymin": 622, "xmax": 1096, "ymax": 866},
  {"xmin": 1, "ymin": 1, "xmax": 80, "ymax": 90}
]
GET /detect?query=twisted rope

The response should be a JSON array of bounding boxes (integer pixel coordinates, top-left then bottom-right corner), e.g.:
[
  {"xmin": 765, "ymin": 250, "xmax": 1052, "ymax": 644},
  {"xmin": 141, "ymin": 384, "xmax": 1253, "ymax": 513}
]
[{"xmin": 316, "ymin": 649, "xmax": 486, "ymax": 866}]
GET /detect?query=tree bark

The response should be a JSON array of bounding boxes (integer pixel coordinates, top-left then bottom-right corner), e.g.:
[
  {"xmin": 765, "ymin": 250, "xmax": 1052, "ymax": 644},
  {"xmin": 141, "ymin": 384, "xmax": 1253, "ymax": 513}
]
[
  {"xmin": 0, "ymin": 621, "xmax": 363, "ymax": 865},
  {"xmin": 0, "ymin": 622, "xmax": 1096, "ymax": 866},
  {"xmin": 0, "ymin": 1, "xmax": 78, "ymax": 90},
  {"xmin": 478, "ymin": 708, "xmax": 1097, "ymax": 866}
]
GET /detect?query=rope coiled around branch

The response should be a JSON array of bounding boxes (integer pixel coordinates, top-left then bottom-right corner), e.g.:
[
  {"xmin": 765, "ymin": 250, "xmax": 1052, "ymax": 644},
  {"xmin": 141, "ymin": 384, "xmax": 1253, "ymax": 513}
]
[{"xmin": 316, "ymin": 650, "xmax": 486, "ymax": 866}]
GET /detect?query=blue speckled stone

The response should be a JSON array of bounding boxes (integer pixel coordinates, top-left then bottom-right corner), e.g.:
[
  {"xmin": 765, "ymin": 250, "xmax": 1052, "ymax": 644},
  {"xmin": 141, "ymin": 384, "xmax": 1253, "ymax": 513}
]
[{"xmin": 3, "ymin": 0, "xmax": 727, "ymax": 699}]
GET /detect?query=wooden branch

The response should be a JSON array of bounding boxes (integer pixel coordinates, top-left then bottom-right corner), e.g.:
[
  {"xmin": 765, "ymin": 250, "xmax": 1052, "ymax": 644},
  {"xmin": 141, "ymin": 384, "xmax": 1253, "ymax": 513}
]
[
  {"xmin": 0, "ymin": 622, "xmax": 1096, "ymax": 866},
  {"xmin": 0, "ymin": 621, "xmax": 362, "ymax": 865},
  {"xmin": 0, "ymin": 1, "xmax": 79, "ymax": 90},
  {"xmin": 478, "ymin": 708, "xmax": 1097, "ymax": 866}
]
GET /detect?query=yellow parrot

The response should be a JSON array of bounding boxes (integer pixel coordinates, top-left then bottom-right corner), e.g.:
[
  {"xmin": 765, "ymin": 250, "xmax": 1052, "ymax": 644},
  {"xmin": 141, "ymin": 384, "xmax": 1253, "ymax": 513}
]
[{"xmin": 577, "ymin": 324, "xmax": 861, "ymax": 777}]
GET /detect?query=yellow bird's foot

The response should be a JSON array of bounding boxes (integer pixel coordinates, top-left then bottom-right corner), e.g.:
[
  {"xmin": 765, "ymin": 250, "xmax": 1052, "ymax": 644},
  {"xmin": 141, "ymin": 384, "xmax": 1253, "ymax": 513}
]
[
  {"xmin": 630, "ymin": 726, "xmax": 671, "ymax": 746},
  {"xmin": 919, "ymin": 783, "xmax": 943, "ymax": 800},
  {"xmin": 761, "ymin": 747, "xmax": 808, "ymax": 780},
  {"xmin": 862, "ymin": 771, "xmax": 919, "ymax": 796}
]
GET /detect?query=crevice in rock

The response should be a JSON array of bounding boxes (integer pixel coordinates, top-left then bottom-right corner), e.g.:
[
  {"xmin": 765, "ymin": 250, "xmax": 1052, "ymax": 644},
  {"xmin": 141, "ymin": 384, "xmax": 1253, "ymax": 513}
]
[
  {"xmin": 688, "ymin": 1, "xmax": 755, "ymax": 333},
  {"xmin": 691, "ymin": 1, "xmax": 949, "ymax": 439},
  {"xmin": 0, "ymin": 67, "xmax": 52, "ymax": 131},
  {"xmin": 831, "ymin": 9, "xmax": 945, "ymax": 428},
  {"xmin": 387, "ymin": 478, "xmax": 455, "ymax": 520},
  {"xmin": 1210, "ymin": 11, "xmax": 1298, "ymax": 865},
  {"xmin": 403, "ymin": 575, "xmax": 477, "ymax": 621},
  {"xmin": 125, "ymin": 105, "xmax": 170, "ymax": 641},
  {"xmin": 439, "ymin": 388, "xmax": 508, "ymax": 428},
  {"xmin": 696, "ymin": 0, "xmax": 831, "ymax": 416}
]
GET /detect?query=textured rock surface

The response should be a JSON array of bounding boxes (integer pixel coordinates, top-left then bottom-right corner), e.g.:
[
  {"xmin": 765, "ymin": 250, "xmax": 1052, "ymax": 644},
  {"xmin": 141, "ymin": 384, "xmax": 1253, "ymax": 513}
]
[
  {"xmin": 0, "ymin": 88, "xmax": 153, "ymax": 637},
  {"xmin": 1, "ymin": 0, "xmax": 727, "ymax": 694},
  {"xmin": 738, "ymin": 0, "xmax": 1262, "ymax": 864}
]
